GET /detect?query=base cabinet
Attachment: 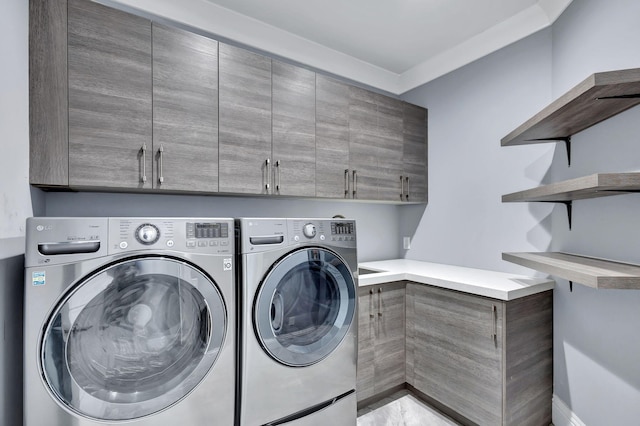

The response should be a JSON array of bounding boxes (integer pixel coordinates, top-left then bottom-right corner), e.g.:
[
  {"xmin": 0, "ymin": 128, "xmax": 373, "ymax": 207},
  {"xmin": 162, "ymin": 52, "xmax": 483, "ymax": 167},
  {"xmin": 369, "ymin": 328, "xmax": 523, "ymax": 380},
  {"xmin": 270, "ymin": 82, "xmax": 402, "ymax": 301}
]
[
  {"xmin": 357, "ymin": 282, "xmax": 405, "ymax": 402},
  {"xmin": 406, "ymin": 283, "xmax": 552, "ymax": 426}
]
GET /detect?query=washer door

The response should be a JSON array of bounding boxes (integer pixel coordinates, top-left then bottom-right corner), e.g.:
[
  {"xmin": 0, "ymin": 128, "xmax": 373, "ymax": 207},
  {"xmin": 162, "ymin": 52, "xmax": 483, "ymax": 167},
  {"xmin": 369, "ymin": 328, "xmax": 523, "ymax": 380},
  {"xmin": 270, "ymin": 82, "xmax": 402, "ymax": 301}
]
[
  {"xmin": 254, "ymin": 247, "xmax": 356, "ymax": 366},
  {"xmin": 40, "ymin": 256, "xmax": 226, "ymax": 421}
]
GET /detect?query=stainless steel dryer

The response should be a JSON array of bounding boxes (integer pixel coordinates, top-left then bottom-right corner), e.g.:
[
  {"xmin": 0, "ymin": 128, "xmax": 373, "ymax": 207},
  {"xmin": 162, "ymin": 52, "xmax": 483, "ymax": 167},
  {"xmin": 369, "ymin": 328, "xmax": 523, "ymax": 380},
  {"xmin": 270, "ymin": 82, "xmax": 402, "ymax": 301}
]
[
  {"xmin": 237, "ymin": 218, "xmax": 358, "ymax": 426},
  {"xmin": 24, "ymin": 217, "xmax": 236, "ymax": 426}
]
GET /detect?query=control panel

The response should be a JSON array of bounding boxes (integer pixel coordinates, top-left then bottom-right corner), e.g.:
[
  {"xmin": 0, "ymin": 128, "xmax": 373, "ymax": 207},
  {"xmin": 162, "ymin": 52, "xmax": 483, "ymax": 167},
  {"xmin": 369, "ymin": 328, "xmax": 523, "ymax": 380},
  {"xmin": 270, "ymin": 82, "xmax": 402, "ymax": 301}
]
[
  {"xmin": 287, "ymin": 219, "xmax": 356, "ymax": 246},
  {"xmin": 108, "ymin": 218, "xmax": 233, "ymax": 255}
]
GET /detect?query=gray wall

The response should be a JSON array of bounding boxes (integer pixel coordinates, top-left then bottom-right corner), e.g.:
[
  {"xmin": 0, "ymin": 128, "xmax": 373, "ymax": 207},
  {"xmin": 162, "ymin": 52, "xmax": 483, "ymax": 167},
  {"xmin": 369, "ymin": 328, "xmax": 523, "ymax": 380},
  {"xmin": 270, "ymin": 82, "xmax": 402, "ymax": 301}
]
[
  {"xmin": 1, "ymin": 0, "xmax": 30, "ymax": 425},
  {"xmin": 402, "ymin": 0, "xmax": 640, "ymax": 423},
  {"xmin": 400, "ymin": 29, "xmax": 555, "ymax": 273},
  {"xmin": 550, "ymin": 0, "xmax": 640, "ymax": 424}
]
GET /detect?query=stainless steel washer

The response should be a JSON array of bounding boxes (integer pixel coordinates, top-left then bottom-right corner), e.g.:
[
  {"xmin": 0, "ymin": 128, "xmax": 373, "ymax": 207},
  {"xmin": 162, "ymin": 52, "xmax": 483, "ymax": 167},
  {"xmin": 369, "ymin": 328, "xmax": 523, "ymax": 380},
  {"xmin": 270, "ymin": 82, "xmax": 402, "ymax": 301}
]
[
  {"xmin": 237, "ymin": 218, "xmax": 358, "ymax": 426},
  {"xmin": 24, "ymin": 217, "xmax": 236, "ymax": 426}
]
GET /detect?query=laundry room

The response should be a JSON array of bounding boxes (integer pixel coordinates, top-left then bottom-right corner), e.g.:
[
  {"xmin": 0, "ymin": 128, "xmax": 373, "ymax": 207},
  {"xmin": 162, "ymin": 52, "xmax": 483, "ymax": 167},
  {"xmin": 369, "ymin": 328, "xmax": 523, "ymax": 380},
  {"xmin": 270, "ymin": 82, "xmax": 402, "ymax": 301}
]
[{"xmin": 2, "ymin": 0, "xmax": 640, "ymax": 425}]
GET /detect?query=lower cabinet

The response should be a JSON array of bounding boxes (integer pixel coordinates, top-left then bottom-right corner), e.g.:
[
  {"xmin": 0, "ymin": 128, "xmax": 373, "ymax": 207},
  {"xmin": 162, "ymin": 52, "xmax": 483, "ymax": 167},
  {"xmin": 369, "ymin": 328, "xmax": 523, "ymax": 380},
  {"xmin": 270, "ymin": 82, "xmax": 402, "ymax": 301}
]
[
  {"xmin": 357, "ymin": 282, "xmax": 405, "ymax": 402},
  {"xmin": 405, "ymin": 283, "xmax": 553, "ymax": 426}
]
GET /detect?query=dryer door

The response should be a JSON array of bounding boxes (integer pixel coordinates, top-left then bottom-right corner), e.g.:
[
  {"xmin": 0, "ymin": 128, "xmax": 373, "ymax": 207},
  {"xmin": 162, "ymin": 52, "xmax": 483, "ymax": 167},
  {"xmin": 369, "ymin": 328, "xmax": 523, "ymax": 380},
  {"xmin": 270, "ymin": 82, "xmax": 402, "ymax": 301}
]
[
  {"xmin": 254, "ymin": 247, "xmax": 356, "ymax": 366},
  {"xmin": 40, "ymin": 256, "xmax": 226, "ymax": 422}
]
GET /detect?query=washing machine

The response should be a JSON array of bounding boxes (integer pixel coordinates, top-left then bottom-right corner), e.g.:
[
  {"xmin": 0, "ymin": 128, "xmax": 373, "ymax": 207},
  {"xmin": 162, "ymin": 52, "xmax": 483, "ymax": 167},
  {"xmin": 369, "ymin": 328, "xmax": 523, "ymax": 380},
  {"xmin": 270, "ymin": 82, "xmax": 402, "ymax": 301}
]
[
  {"xmin": 24, "ymin": 217, "xmax": 236, "ymax": 426},
  {"xmin": 237, "ymin": 218, "xmax": 358, "ymax": 426}
]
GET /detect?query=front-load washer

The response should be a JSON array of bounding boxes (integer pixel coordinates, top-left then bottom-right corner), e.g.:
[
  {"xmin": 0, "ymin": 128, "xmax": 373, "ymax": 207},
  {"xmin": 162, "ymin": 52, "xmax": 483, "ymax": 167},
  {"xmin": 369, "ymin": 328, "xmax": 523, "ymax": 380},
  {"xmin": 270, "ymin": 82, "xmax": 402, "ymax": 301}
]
[
  {"xmin": 24, "ymin": 217, "xmax": 236, "ymax": 426},
  {"xmin": 237, "ymin": 218, "xmax": 358, "ymax": 426}
]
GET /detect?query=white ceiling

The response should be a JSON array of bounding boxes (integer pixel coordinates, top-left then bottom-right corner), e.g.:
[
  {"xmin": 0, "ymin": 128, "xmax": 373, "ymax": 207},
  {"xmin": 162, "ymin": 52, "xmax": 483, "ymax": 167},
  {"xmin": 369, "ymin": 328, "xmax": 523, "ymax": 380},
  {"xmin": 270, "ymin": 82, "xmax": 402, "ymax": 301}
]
[{"xmin": 111, "ymin": 0, "xmax": 573, "ymax": 94}]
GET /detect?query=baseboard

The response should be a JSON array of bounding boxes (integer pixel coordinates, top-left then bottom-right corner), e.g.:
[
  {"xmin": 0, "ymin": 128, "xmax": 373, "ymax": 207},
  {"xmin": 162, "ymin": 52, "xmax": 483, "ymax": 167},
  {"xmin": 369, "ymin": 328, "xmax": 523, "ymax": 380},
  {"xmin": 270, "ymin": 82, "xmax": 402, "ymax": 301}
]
[{"xmin": 552, "ymin": 394, "xmax": 586, "ymax": 426}]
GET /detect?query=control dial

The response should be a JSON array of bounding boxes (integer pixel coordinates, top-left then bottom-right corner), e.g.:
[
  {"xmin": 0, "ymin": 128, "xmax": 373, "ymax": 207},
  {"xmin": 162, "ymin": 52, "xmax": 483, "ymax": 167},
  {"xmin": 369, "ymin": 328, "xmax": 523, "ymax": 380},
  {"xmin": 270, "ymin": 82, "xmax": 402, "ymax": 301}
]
[
  {"xmin": 302, "ymin": 223, "xmax": 317, "ymax": 239},
  {"xmin": 136, "ymin": 224, "xmax": 160, "ymax": 245}
]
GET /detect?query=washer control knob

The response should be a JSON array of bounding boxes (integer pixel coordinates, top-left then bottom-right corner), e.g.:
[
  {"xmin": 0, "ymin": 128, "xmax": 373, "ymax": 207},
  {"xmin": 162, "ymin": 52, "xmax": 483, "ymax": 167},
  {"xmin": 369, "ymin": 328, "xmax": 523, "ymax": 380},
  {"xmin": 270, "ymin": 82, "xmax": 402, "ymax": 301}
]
[
  {"xmin": 302, "ymin": 223, "xmax": 316, "ymax": 239},
  {"xmin": 136, "ymin": 224, "xmax": 160, "ymax": 245}
]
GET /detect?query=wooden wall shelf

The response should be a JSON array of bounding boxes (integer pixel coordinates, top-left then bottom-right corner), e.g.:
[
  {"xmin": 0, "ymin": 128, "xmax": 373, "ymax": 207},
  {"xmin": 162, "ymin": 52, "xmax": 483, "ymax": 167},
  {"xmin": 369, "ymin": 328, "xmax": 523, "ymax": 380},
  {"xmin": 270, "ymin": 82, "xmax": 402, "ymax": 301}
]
[
  {"xmin": 503, "ymin": 252, "xmax": 640, "ymax": 290},
  {"xmin": 502, "ymin": 172, "xmax": 640, "ymax": 203},
  {"xmin": 502, "ymin": 68, "xmax": 640, "ymax": 149},
  {"xmin": 502, "ymin": 172, "xmax": 640, "ymax": 229}
]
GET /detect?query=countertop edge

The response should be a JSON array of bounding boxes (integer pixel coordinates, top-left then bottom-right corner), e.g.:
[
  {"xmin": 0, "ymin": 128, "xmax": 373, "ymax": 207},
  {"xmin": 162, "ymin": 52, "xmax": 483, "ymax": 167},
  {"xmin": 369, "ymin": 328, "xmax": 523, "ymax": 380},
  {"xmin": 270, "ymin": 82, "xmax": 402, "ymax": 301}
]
[{"xmin": 358, "ymin": 259, "xmax": 555, "ymax": 301}]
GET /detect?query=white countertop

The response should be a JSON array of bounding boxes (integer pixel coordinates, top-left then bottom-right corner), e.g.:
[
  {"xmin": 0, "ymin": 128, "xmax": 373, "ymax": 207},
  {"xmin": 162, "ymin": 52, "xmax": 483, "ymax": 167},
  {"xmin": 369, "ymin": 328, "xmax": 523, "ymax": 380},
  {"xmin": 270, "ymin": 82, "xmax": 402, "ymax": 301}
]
[{"xmin": 358, "ymin": 259, "xmax": 554, "ymax": 301}]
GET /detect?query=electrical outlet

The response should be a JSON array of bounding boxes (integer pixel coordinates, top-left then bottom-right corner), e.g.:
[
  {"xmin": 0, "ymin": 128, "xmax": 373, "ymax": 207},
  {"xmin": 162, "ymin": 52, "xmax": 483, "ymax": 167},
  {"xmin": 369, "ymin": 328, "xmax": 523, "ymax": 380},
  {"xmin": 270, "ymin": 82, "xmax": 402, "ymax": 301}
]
[{"xmin": 403, "ymin": 236, "xmax": 411, "ymax": 250}]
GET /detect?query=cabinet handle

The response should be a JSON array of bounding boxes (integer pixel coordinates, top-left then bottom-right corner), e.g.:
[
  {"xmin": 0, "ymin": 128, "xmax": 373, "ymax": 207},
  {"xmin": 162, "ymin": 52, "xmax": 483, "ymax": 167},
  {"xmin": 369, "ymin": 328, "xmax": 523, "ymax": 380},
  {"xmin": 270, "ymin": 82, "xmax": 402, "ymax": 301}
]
[
  {"xmin": 492, "ymin": 305, "xmax": 497, "ymax": 342},
  {"xmin": 275, "ymin": 160, "xmax": 281, "ymax": 192},
  {"xmin": 140, "ymin": 144, "xmax": 147, "ymax": 183},
  {"xmin": 265, "ymin": 158, "xmax": 271, "ymax": 192},
  {"xmin": 400, "ymin": 175, "xmax": 404, "ymax": 201},
  {"xmin": 352, "ymin": 170, "xmax": 358, "ymax": 199},
  {"xmin": 405, "ymin": 176, "xmax": 410, "ymax": 201},
  {"xmin": 344, "ymin": 169, "xmax": 350, "ymax": 198},
  {"xmin": 158, "ymin": 144, "xmax": 164, "ymax": 185},
  {"xmin": 377, "ymin": 287, "xmax": 382, "ymax": 318},
  {"xmin": 369, "ymin": 288, "xmax": 374, "ymax": 319}
]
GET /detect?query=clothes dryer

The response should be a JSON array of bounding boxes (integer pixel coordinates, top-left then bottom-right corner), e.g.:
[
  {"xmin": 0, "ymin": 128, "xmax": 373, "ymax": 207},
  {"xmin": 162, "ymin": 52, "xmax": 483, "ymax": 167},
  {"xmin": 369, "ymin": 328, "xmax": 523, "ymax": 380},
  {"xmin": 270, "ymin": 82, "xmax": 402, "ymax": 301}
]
[
  {"xmin": 24, "ymin": 217, "xmax": 236, "ymax": 426},
  {"xmin": 237, "ymin": 218, "xmax": 358, "ymax": 425}
]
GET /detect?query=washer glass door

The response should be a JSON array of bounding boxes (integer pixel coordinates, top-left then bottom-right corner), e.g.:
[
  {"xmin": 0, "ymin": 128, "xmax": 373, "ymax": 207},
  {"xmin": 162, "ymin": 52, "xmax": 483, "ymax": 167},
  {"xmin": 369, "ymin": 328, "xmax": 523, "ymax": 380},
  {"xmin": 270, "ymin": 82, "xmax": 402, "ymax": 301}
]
[
  {"xmin": 41, "ymin": 256, "xmax": 226, "ymax": 421},
  {"xmin": 255, "ymin": 247, "xmax": 356, "ymax": 366}
]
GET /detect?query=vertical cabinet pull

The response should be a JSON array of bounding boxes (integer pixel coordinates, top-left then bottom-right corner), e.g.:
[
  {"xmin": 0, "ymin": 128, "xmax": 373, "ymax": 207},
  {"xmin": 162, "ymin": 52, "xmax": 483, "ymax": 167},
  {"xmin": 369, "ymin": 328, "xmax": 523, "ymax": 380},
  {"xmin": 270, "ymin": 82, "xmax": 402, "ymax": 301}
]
[
  {"xmin": 158, "ymin": 144, "xmax": 164, "ymax": 185},
  {"xmin": 400, "ymin": 175, "xmax": 404, "ymax": 201},
  {"xmin": 405, "ymin": 176, "xmax": 410, "ymax": 201},
  {"xmin": 492, "ymin": 305, "xmax": 497, "ymax": 342},
  {"xmin": 344, "ymin": 169, "xmax": 350, "ymax": 198},
  {"xmin": 352, "ymin": 170, "xmax": 358, "ymax": 199},
  {"xmin": 369, "ymin": 288, "xmax": 374, "ymax": 319},
  {"xmin": 265, "ymin": 158, "xmax": 271, "ymax": 191},
  {"xmin": 377, "ymin": 288, "xmax": 382, "ymax": 317},
  {"xmin": 140, "ymin": 144, "xmax": 147, "ymax": 183},
  {"xmin": 275, "ymin": 160, "xmax": 281, "ymax": 192}
]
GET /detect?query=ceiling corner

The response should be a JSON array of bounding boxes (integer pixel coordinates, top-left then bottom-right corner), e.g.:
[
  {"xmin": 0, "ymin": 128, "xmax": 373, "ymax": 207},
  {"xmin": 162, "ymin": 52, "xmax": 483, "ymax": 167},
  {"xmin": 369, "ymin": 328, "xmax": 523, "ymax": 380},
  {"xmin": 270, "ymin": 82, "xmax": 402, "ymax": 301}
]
[{"xmin": 537, "ymin": 0, "xmax": 574, "ymax": 22}]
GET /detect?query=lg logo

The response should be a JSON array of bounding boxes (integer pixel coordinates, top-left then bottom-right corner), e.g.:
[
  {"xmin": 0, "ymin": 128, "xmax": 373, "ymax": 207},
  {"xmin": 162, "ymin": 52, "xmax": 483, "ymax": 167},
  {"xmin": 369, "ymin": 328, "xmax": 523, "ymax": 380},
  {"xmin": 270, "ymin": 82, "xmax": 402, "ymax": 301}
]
[{"xmin": 36, "ymin": 224, "xmax": 53, "ymax": 231}]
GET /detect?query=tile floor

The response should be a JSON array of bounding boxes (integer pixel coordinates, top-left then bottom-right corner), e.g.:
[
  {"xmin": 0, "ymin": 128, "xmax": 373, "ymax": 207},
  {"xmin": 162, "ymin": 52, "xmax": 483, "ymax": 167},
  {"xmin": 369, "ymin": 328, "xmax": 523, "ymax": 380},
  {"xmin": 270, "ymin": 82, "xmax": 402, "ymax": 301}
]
[{"xmin": 357, "ymin": 390, "xmax": 461, "ymax": 426}]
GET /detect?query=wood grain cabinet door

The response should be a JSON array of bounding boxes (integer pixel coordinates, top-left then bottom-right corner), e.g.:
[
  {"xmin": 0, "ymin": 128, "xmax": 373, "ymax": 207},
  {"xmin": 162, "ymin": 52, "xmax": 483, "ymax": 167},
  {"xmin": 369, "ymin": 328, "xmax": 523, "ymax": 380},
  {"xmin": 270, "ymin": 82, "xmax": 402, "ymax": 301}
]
[
  {"xmin": 409, "ymin": 284, "xmax": 503, "ymax": 426},
  {"xmin": 402, "ymin": 104, "xmax": 428, "ymax": 203},
  {"xmin": 348, "ymin": 86, "xmax": 380, "ymax": 200},
  {"xmin": 356, "ymin": 288, "xmax": 375, "ymax": 402},
  {"xmin": 67, "ymin": 0, "xmax": 152, "ymax": 189},
  {"xmin": 316, "ymin": 75, "xmax": 350, "ymax": 199},
  {"xmin": 373, "ymin": 283, "xmax": 406, "ymax": 393},
  {"xmin": 272, "ymin": 61, "xmax": 316, "ymax": 196},
  {"xmin": 218, "ymin": 43, "xmax": 272, "ymax": 195},
  {"xmin": 375, "ymin": 96, "xmax": 404, "ymax": 202},
  {"xmin": 152, "ymin": 24, "xmax": 218, "ymax": 193}
]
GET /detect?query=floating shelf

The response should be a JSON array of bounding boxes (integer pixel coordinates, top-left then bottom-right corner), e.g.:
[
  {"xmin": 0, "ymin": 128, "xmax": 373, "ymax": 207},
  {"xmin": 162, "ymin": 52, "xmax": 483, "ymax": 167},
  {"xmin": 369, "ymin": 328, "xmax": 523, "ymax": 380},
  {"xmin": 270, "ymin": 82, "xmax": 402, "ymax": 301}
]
[
  {"xmin": 502, "ymin": 172, "xmax": 640, "ymax": 202},
  {"xmin": 502, "ymin": 173, "xmax": 640, "ymax": 228},
  {"xmin": 501, "ymin": 68, "xmax": 640, "ymax": 165},
  {"xmin": 502, "ymin": 68, "xmax": 640, "ymax": 147},
  {"xmin": 503, "ymin": 252, "xmax": 640, "ymax": 290}
]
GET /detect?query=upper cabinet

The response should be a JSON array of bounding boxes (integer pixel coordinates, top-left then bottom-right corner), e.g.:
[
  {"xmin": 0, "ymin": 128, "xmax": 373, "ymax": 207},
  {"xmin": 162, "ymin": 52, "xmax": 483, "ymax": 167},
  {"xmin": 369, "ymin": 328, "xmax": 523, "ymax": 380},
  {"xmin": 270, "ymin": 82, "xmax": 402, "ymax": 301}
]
[
  {"xmin": 29, "ymin": 0, "xmax": 428, "ymax": 203},
  {"xmin": 315, "ymin": 75, "xmax": 350, "ymax": 199},
  {"xmin": 349, "ymin": 86, "xmax": 382, "ymax": 200},
  {"xmin": 218, "ymin": 43, "xmax": 272, "ymax": 195},
  {"xmin": 271, "ymin": 61, "xmax": 316, "ymax": 196},
  {"xmin": 152, "ymin": 24, "xmax": 219, "ymax": 193},
  {"xmin": 67, "ymin": 0, "xmax": 152, "ymax": 189},
  {"xmin": 403, "ymin": 104, "xmax": 428, "ymax": 203}
]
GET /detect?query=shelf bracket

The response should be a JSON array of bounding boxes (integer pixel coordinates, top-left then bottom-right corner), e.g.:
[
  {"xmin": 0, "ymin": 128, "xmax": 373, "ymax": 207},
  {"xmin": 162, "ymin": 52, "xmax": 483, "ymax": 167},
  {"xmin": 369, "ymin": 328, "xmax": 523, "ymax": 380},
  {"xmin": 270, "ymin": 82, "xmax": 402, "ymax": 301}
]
[
  {"xmin": 540, "ymin": 200, "xmax": 573, "ymax": 229},
  {"xmin": 525, "ymin": 136, "xmax": 572, "ymax": 166}
]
